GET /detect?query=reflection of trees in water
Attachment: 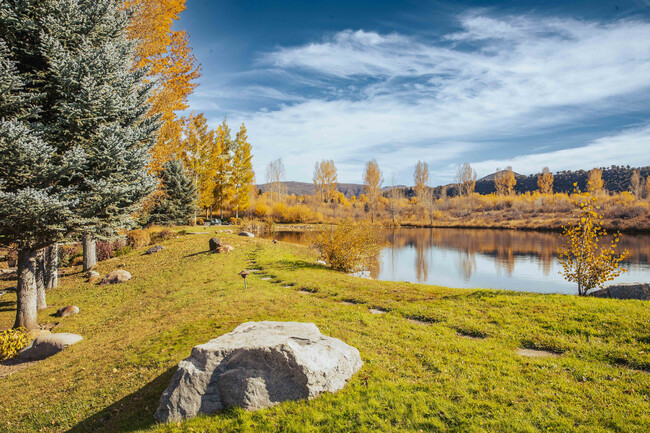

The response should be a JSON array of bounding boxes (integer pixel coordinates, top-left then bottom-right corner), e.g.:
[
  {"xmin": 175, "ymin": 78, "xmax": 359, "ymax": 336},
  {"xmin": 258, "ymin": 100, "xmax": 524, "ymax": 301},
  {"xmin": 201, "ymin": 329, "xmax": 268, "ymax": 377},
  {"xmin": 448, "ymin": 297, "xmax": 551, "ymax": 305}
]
[
  {"xmin": 272, "ymin": 228, "xmax": 650, "ymax": 277},
  {"xmin": 457, "ymin": 251, "xmax": 476, "ymax": 281},
  {"xmin": 415, "ymin": 239, "xmax": 428, "ymax": 283}
]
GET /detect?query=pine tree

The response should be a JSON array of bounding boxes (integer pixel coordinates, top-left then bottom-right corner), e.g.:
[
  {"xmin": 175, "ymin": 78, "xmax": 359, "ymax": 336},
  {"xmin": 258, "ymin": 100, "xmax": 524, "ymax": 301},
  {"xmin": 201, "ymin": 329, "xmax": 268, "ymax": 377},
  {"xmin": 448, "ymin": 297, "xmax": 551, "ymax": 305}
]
[
  {"xmin": 148, "ymin": 159, "xmax": 197, "ymax": 225},
  {"xmin": 229, "ymin": 123, "xmax": 254, "ymax": 219},
  {"xmin": 0, "ymin": 0, "xmax": 158, "ymax": 329}
]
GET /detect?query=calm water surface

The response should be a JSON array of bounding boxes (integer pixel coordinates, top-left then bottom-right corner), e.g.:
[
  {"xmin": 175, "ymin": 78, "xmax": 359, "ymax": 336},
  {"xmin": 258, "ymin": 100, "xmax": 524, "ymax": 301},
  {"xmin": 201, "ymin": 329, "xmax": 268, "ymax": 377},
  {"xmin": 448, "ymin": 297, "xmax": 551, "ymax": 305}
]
[{"xmin": 270, "ymin": 228, "xmax": 650, "ymax": 294}]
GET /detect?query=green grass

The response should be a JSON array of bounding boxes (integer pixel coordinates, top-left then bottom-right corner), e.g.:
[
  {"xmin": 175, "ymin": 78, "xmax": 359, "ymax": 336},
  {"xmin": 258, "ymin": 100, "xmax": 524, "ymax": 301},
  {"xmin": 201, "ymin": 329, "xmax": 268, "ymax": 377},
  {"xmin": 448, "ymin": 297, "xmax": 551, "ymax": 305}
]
[{"xmin": 1, "ymin": 228, "xmax": 649, "ymax": 432}]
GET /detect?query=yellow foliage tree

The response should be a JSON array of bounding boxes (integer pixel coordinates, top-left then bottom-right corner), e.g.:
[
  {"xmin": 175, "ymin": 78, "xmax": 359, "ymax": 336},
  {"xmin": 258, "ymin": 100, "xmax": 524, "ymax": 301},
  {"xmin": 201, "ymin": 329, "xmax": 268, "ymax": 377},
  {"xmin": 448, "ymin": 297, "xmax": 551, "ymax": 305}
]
[
  {"xmin": 494, "ymin": 166, "xmax": 516, "ymax": 195},
  {"xmin": 413, "ymin": 161, "xmax": 429, "ymax": 203},
  {"xmin": 212, "ymin": 120, "xmax": 234, "ymax": 219},
  {"xmin": 646, "ymin": 176, "xmax": 650, "ymax": 199},
  {"xmin": 587, "ymin": 168, "xmax": 604, "ymax": 193},
  {"xmin": 229, "ymin": 123, "xmax": 254, "ymax": 218},
  {"xmin": 181, "ymin": 113, "xmax": 216, "ymax": 217},
  {"xmin": 363, "ymin": 159, "xmax": 383, "ymax": 222},
  {"xmin": 537, "ymin": 166, "xmax": 554, "ymax": 194},
  {"xmin": 313, "ymin": 160, "xmax": 338, "ymax": 202},
  {"xmin": 557, "ymin": 186, "xmax": 628, "ymax": 296},
  {"xmin": 455, "ymin": 162, "xmax": 477, "ymax": 196},
  {"xmin": 125, "ymin": 0, "xmax": 201, "ymax": 173}
]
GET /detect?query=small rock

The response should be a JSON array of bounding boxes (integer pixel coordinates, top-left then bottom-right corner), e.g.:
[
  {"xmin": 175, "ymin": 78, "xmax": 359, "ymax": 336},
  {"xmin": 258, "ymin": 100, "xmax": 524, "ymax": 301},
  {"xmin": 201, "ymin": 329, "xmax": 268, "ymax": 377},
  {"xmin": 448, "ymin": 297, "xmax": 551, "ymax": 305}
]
[
  {"xmin": 516, "ymin": 348, "xmax": 559, "ymax": 358},
  {"xmin": 238, "ymin": 231, "xmax": 255, "ymax": 237},
  {"xmin": 315, "ymin": 260, "xmax": 327, "ymax": 265},
  {"xmin": 155, "ymin": 321, "xmax": 362, "ymax": 422},
  {"xmin": 101, "ymin": 269, "xmax": 132, "ymax": 285},
  {"xmin": 216, "ymin": 244, "xmax": 234, "ymax": 253},
  {"xmin": 0, "ymin": 290, "xmax": 6, "ymax": 296},
  {"xmin": 88, "ymin": 275, "xmax": 102, "ymax": 284},
  {"xmin": 145, "ymin": 245, "xmax": 165, "ymax": 255},
  {"xmin": 56, "ymin": 305, "xmax": 80, "ymax": 317},
  {"xmin": 208, "ymin": 237, "xmax": 222, "ymax": 251},
  {"xmin": 19, "ymin": 333, "xmax": 83, "ymax": 360},
  {"xmin": 85, "ymin": 270, "xmax": 99, "ymax": 278}
]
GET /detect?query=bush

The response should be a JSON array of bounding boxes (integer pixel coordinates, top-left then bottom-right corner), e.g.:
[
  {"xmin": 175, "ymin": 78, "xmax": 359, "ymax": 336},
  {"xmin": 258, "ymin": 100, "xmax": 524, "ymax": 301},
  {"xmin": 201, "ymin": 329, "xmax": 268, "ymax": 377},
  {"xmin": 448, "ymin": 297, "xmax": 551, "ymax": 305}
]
[
  {"xmin": 58, "ymin": 243, "xmax": 82, "ymax": 267},
  {"xmin": 127, "ymin": 229, "xmax": 151, "ymax": 249},
  {"xmin": 114, "ymin": 245, "xmax": 132, "ymax": 257},
  {"xmin": 150, "ymin": 228, "xmax": 175, "ymax": 243},
  {"xmin": 0, "ymin": 328, "xmax": 30, "ymax": 361},
  {"xmin": 313, "ymin": 219, "xmax": 382, "ymax": 273},
  {"xmin": 96, "ymin": 241, "xmax": 115, "ymax": 261}
]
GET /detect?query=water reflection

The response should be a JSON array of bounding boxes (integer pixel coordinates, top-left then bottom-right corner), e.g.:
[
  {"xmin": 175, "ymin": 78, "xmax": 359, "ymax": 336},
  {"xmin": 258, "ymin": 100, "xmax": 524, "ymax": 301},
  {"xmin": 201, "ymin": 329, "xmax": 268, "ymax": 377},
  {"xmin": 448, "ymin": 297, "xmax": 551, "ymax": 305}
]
[{"xmin": 270, "ymin": 227, "xmax": 650, "ymax": 294}]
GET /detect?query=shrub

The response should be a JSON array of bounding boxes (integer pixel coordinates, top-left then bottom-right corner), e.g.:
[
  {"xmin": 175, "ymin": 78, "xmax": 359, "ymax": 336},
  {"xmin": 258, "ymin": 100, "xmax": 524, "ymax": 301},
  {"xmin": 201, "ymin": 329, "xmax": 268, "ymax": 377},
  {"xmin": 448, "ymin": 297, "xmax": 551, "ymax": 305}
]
[
  {"xmin": 254, "ymin": 202, "xmax": 270, "ymax": 218},
  {"xmin": 313, "ymin": 219, "xmax": 382, "ymax": 273},
  {"xmin": 58, "ymin": 243, "xmax": 82, "ymax": 267},
  {"xmin": 150, "ymin": 228, "xmax": 175, "ymax": 243},
  {"xmin": 0, "ymin": 328, "xmax": 30, "ymax": 361},
  {"xmin": 127, "ymin": 229, "xmax": 151, "ymax": 249},
  {"xmin": 114, "ymin": 245, "xmax": 132, "ymax": 257},
  {"xmin": 96, "ymin": 241, "xmax": 115, "ymax": 261}
]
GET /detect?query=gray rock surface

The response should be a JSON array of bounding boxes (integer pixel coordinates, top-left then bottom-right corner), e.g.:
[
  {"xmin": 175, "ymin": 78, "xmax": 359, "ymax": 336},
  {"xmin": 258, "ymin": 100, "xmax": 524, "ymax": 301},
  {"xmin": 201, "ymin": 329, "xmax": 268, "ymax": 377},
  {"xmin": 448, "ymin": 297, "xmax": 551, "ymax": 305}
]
[
  {"xmin": 101, "ymin": 269, "xmax": 132, "ymax": 285},
  {"xmin": 145, "ymin": 245, "xmax": 165, "ymax": 255},
  {"xmin": 208, "ymin": 237, "xmax": 222, "ymax": 251},
  {"xmin": 56, "ymin": 305, "xmax": 80, "ymax": 317},
  {"xmin": 590, "ymin": 283, "xmax": 650, "ymax": 300},
  {"xmin": 19, "ymin": 333, "xmax": 83, "ymax": 360},
  {"xmin": 155, "ymin": 321, "xmax": 362, "ymax": 422},
  {"xmin": 238, "ymin": 231, "xmax": 255, "ymax": 237}
]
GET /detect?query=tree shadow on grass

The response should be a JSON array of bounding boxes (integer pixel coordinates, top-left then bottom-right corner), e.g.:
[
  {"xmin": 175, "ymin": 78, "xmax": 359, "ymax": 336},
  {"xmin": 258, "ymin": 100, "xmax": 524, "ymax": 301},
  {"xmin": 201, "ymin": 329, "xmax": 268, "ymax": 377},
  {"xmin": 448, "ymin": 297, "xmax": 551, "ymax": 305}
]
[
  {"xmin": 183, "ymin": 250, "xmax": 212, "ymax": 259},
  {"xmin": 66, "ymin": 366, "xmax": 176, "ymax": 433},
  {"xmin": 0, "ymin": 300, "xmax": 15, "ymax": 312},
  {"xmin": 275, "ymin": 259, "xmax": 327, "ymax": 272}
]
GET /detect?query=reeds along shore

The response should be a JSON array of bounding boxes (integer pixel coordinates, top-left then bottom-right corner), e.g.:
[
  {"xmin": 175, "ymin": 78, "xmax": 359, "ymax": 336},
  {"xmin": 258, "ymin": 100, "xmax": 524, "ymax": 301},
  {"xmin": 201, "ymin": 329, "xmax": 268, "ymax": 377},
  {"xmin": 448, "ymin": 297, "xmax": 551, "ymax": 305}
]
[{"xmin": 242, "ymin": 190, "xmax": 650, "ymax": 232}]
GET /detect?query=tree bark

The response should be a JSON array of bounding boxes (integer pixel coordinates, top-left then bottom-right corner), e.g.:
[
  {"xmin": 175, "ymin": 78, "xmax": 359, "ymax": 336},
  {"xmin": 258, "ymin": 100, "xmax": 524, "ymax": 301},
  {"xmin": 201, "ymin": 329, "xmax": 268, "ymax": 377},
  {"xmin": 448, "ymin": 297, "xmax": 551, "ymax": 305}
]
[
  {"xmin": 45, "ymin": 244, "xmax": 58, "ymax": 289},
  {"xmin": 36, "ymin": 247, "xmax": 47, "ymax": 310},
  {"xmin": 83, "ymin": 234, "xmax": 97, "ymax": 272},
  {"xmin": 14, "ymin": 247, "xmax": 39, "ymax": 330}
]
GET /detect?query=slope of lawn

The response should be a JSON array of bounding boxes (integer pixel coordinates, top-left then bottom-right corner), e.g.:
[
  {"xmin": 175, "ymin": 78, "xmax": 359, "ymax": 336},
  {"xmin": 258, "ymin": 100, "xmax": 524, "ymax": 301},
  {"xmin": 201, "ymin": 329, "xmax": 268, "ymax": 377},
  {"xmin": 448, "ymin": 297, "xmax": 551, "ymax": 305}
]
[{"xmin": 1, "ymin": 228, "xmax": 649, "ymax": 433}]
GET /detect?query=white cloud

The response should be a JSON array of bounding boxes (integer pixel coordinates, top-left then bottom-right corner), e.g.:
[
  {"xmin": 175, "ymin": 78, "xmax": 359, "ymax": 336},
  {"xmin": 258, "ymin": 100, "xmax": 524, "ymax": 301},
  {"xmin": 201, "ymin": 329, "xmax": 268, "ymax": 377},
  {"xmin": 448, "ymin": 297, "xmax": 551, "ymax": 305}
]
[
  {"xmin": 469, "ymin": 124, "xmax": 650, "ymax": 177},
  {"xmin": 202, "ymin": 13, "xmax": 650, "ymax": 184}
]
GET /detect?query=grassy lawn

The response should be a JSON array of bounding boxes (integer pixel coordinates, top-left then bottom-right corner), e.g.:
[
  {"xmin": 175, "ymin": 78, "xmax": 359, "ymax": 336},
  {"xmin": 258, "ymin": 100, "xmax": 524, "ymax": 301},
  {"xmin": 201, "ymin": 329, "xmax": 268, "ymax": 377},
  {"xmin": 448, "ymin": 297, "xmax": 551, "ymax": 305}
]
[{"xmin": 1, "ymin": 228, "xmax": 649, "ymax": 432}]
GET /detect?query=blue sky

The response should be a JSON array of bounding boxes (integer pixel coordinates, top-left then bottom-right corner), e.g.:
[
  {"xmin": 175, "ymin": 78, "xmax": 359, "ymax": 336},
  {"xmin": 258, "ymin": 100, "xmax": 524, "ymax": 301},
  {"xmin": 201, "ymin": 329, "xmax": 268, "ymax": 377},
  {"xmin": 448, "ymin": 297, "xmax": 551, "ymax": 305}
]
[{"xmin": 176, "ymin": 0, "xmax": 650, "ymax": 185}]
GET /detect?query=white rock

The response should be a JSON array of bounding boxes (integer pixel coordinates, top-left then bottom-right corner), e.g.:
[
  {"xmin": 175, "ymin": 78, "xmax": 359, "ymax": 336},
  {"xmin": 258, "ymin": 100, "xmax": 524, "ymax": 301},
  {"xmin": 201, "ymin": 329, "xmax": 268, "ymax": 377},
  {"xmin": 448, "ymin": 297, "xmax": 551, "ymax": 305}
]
[
  {"xmin": 155, "ymin": 321, "xmax": 362, "ymax": 422},
  {"xmin": 101, "ymin": 269, "xmax": 132, "ymax": 285},
  {"xmin": 238, "ymin": 231, "xmax": 255, "ymax": 237}
]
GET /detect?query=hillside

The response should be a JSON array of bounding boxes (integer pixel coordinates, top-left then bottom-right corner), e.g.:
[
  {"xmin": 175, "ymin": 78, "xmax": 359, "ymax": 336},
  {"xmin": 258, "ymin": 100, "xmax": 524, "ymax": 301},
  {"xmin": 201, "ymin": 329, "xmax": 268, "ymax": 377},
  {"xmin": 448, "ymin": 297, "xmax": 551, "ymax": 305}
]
[{"xmin": 257, "ymin": 181, "xmax": 403, "ymax": 198}]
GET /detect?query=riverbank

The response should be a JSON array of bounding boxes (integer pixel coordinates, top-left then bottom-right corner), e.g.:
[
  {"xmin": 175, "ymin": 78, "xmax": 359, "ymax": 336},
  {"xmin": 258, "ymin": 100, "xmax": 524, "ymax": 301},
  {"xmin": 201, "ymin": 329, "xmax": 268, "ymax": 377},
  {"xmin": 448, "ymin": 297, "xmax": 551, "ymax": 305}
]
[{"xmin": 1, "ymin": 228, "xmax": 649, "ymax": 432}]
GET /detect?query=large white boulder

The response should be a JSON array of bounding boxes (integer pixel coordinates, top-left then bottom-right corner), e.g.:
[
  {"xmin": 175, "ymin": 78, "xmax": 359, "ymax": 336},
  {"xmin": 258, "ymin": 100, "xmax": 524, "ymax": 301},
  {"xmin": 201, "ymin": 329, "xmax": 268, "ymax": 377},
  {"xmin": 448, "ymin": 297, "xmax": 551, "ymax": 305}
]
[{"xmin": 154, "ymin": 321, "xmax": 362, "ymax": 422}]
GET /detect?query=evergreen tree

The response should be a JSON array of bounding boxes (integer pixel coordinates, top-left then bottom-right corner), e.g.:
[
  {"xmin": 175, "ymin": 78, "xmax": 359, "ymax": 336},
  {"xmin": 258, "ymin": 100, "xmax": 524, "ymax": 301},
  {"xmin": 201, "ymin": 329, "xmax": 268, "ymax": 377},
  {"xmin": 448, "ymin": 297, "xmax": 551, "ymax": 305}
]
[
  {"xmin": 148, "ymin": 159, "xmax": 197, "ymax": 225},
  {"xmin": 0, "ymin": 1, "xmax": 158, "ymax": 329},
  {"xmin": 228, "ymin": 123, "xmax": 254, "ymax": 219}
]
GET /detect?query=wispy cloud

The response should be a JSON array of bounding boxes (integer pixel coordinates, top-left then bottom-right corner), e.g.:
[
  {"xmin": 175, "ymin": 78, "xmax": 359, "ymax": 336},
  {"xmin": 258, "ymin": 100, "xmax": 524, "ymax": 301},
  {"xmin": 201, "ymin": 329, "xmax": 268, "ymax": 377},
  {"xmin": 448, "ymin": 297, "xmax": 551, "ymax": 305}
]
[{"xmin": 208, "ymin": 12, "xmax": 650, "ymax": 184}]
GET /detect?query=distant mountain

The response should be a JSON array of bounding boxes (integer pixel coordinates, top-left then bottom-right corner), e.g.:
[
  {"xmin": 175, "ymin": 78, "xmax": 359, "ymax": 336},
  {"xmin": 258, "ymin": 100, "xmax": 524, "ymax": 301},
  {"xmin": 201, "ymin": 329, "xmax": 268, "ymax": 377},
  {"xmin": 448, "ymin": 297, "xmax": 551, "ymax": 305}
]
[
  {"xmin": 259, "ymin": 166, "xmax": 649, "ymax": 199},
  {"xmin": 257, "ymin": 182, "xmax": 407, "ymax": 198}
]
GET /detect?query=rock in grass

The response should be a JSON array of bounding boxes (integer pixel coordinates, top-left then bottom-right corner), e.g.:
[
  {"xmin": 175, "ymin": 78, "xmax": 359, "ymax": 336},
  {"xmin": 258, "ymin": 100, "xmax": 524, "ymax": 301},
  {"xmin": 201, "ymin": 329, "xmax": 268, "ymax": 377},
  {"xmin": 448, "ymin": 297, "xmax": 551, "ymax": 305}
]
[
  {"xmin": 56, "ymin": 305, "xmax": 80, "ymax": 317},
  {"xmin": 145, "ymin": 245, "xmax": 165, "ymax": 255},
  {"xmin": 100, "ymin": 269, "xmax": 132, "ymax": 285},
  {"xmin": 154, "ymin": 321, "xmax": 363, "ymax": 422},
  {"xmin": 216, "ymin": 244, "xmax": 234, "ymax": 253},
  {"xmin": 238, "ymin": 231, "xmax": 255, "ymax": 237},
  {"xmin": 19, "ymin": 333, "xmax": 83, "ymax": 360},
  {"xmin": 590, "ymin": 283, "xmax": 650, "ymax": 300},
  {"xmin": 208, "ymin": 237, "xmax": 222, "ymax": 251}
]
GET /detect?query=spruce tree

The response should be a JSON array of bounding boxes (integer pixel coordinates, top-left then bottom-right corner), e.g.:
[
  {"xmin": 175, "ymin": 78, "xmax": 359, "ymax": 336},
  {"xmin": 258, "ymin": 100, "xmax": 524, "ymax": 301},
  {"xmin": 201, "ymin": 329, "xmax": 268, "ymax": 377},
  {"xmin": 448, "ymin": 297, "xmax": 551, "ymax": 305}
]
[
  {"xmin": 148, "ymin": 159, "xmax": 197, "ymax": 225},
  {"xmin": 0, "ymin": 1, "xmax": 158, "ymax": 329}
]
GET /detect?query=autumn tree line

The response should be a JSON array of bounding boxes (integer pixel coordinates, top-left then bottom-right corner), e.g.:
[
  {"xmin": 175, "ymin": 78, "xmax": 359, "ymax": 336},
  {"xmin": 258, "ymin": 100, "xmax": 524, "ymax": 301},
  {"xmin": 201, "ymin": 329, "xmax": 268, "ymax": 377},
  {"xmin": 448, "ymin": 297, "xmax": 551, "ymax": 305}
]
[{"xmin": 250, "ymin": 159, "xmax": 650, "ymax": 231}]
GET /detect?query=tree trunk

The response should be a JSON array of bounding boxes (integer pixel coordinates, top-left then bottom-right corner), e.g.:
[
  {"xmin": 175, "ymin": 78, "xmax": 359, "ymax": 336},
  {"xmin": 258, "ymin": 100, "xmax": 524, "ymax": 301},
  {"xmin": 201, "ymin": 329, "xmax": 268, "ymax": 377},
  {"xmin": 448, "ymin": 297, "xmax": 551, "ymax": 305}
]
[
  {"xmin": 14, "ymin": 247, "xmax": 39, "ymax": 330},
  {"xmin": 83, "ymin": 234, "xmax": 97, "ymax": 272},
  {"xmin": 45, "ymin": 244, "xmax": 58, "ymax": 289},
  {"xmin": 36, "ymin": 247, "xmax": 47, "ymax": 310}
]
